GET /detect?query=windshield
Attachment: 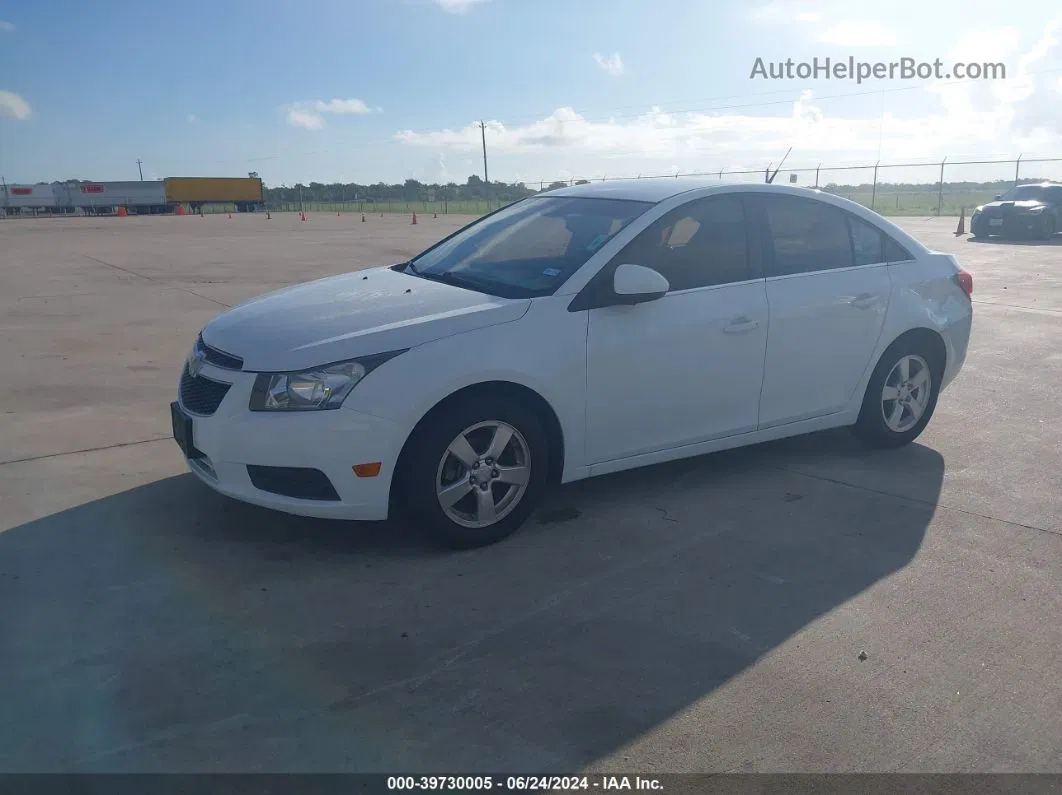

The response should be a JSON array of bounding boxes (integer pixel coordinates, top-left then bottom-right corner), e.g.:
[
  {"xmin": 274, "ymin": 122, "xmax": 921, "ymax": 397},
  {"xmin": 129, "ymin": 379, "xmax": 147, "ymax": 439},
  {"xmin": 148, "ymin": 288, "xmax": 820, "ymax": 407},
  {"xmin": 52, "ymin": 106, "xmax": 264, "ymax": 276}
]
[
  {"xmin": 407, "ymin": 196, "xmax": 653, "ymax": 298},
  {"xmin": 999, "ymin": 185, "xmax": 1047, "ymax": 201}
]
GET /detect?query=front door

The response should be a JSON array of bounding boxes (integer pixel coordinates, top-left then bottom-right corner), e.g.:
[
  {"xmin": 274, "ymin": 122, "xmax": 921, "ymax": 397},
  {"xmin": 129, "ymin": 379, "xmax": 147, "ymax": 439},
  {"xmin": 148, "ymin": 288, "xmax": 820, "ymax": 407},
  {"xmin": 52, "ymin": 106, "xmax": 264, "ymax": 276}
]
[{"xmin": 583, "ymin": 194, "xmax": 770, "ymax": 465}]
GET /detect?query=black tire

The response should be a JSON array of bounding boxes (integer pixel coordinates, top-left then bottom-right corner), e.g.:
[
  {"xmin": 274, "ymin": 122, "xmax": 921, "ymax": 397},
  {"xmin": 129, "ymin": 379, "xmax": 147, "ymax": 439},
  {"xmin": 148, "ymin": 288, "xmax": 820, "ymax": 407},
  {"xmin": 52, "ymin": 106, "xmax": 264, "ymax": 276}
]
[
  {"xmin": 852, "ymin": 337, "xmax": 942, "ymax": 449},
  {"xmin": 401, "ymin": 395, "xmax": 550, "ymax": 549}
]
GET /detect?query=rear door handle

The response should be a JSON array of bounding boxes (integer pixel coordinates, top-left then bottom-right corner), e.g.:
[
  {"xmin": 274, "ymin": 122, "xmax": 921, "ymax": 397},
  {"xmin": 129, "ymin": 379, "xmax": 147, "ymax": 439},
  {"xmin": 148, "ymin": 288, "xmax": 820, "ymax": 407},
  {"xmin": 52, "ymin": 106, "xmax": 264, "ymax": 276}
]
[
  {"xmin": 850, "ymin": 293, "xmax": 880, "ymax": 309},
  {"xmin": 723, "ymin": 317, "xmax": 760, "ymax": 334}
]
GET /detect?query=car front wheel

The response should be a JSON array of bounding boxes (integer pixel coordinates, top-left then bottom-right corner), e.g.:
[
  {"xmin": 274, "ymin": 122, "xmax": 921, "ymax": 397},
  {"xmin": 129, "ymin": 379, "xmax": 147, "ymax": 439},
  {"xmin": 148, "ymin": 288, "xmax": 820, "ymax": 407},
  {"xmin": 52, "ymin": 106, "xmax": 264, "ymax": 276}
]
[
  {"xmin": 853, "ymin": 340, "xmax": 941, "ymax": 449},
  {"xmin": 402, "ymin": 395, "xmax": 549, "ymax": 549},
  {"xmin": 1040, "ymin": 214, "xmax": 1057, "ymax": 240}
]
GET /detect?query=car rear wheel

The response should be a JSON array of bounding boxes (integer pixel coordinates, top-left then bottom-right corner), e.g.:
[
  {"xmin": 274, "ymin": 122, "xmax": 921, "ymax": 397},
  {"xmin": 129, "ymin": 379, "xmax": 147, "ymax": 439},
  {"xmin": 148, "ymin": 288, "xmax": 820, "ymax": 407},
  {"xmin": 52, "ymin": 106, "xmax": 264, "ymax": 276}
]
[
  {"xmin": 853, "ymin": 340, "xmax": 941, "ymax": 449},
  {"xmin": 402, "ymin": 396, "xmax": 549, "ymax": 549}
]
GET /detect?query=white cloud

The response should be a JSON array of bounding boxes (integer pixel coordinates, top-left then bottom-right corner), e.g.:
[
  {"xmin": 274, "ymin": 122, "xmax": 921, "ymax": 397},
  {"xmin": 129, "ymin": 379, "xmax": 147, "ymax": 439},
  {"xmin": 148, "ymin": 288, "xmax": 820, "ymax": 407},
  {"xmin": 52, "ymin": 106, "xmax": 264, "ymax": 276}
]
[
  {"xmin": 0, "ymin": 90, "xmax": 32, "ymax": 120},
  {"xmin": 311, "ymin": 98, "xmax": 373, "ymax": 114},
  {"xmin": 818, "ymin": 20, "xmax": 897, "ymax": 47},
  {"xmin": 395, "ymin": 97, "xmax": 917, "ymax": 163},
  {"xmin": 0, "ymin": 20, "xmax": 15, "ymax": 32},
  {"xmin": 287, "ymin": 108, "xmax": 324, "ymax": 131},
  {"xmin": 187, "ymin": 113, "xmax": 200, "ymax": 124},
  {"xmin": 285, "ymin": 97, "xmax": 377, "ymax": 130},
  {"xmin": 751, "ymin": 3, "xmax": 894, "ymax": 47},
  {"xmin": 593, "ymin": 52, "xmax": 625, "ymax": 77},
  {"xmin": 750, "ymin": 1, "xmax": 821, "ymax": 24},
  {"xmin": 434, "ymin": 0, "xmax": 489, "ymax": 13}
]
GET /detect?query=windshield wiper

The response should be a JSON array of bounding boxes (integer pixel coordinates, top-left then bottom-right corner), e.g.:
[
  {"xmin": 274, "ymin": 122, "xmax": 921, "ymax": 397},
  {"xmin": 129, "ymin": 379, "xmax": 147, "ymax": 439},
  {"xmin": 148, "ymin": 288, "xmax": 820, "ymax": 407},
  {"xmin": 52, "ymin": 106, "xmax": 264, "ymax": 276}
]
[{"xmin": 407, "ymin": 268, "xmax": 491, "ymax": 293}]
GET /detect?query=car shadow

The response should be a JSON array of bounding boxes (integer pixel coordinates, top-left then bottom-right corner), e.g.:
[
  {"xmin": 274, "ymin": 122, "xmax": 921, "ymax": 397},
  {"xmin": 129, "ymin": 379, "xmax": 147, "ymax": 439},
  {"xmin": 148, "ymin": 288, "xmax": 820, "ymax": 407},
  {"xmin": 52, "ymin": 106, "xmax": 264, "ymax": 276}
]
[
  {"xmin": 0, "ymin": 429, "xmax": 943, "ymax": 772},
  {"xmin": 966, "ymin": 235, "xmax": 1062, "ymax": 246}
]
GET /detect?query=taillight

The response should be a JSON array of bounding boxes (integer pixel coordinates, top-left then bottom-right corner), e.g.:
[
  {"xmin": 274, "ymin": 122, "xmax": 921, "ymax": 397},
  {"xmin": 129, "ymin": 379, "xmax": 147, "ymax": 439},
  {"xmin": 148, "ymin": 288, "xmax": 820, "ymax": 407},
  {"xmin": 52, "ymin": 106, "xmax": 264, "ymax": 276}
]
[{"xmin": 954, "ymin": 269, "xmax": 973, "ymax": 297}]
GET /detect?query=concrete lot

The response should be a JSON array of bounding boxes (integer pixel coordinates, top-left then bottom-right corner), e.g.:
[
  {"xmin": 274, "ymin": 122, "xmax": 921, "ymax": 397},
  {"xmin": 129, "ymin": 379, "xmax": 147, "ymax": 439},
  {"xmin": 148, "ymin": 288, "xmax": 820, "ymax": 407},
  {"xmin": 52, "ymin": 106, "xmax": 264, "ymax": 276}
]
[{"xmin": 1, "ymin": 212, "xmax": 1060, "ymax": 773}]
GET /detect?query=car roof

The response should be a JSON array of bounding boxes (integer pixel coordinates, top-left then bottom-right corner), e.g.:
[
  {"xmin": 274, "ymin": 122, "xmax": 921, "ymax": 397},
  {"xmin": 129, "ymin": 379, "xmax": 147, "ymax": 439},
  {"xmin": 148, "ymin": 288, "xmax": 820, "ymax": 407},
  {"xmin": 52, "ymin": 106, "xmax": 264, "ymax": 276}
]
[
  {"xmin": 539, "ymin": 177, "xmax": 829, "ymax": 203},
  {"xmin": 539, "ymin": 177, "xmax": 756, "ymax": 203}
]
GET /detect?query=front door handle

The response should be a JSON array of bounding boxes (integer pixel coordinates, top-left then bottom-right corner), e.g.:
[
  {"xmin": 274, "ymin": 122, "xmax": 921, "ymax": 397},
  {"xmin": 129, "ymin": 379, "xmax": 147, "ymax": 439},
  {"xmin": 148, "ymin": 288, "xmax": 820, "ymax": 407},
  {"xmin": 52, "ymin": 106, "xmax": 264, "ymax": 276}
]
[
  {"xmin": 723, "ymin": 317, "xmax": 760, "ymax": 334},
  {"xmin": 850, "ymin": 293, "xmax": 880, "ymax": 309}
]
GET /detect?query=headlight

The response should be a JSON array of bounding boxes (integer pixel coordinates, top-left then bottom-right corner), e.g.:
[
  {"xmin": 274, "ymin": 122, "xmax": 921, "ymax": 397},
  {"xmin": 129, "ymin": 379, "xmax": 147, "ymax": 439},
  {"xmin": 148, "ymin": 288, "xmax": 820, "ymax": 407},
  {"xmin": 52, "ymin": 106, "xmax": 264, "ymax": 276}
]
[
  {"xmin": 249, "ymin": 351, "xmax": 404, "ymax": 411},
  {"xmin": 972, "ymin": 206, "xmax": 983, "ymax": 215}
]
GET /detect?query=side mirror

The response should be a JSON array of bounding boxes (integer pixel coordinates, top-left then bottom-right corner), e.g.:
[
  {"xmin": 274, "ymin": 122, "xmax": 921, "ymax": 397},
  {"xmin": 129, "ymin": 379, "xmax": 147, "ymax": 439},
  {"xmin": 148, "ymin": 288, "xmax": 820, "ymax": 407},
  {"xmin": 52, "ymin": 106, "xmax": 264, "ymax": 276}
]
[
  {"xmin": 994, "ymin": 195, "xmax": 1003, "ymax": 201},
  {"xmin": 612, "ymin": 263, "xmax": 669, "ymax": 305}
]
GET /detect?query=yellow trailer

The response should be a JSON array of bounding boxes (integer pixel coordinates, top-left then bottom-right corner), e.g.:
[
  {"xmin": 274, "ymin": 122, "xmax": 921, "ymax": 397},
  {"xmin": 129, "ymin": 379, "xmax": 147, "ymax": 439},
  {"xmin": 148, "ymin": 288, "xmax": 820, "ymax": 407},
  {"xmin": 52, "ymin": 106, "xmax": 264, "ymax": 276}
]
[{"xmin": 164, "ymin": 177, "xmax": 263, "ymax": 207}]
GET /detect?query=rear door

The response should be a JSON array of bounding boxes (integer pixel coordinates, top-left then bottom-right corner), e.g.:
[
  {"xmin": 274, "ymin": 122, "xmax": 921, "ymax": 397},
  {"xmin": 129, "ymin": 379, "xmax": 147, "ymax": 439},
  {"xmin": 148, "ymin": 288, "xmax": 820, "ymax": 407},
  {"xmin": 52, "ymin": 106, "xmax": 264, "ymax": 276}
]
[{"xmin": 755, "ymin": 194, "xmax": 892, "ymax": 428}]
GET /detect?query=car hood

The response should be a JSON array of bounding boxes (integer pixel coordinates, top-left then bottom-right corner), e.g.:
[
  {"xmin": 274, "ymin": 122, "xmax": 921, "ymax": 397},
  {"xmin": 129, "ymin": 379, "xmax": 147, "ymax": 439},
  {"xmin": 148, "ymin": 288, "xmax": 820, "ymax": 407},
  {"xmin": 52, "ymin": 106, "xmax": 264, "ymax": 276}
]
[
  {"xmin": 201, "ymin": 265, "xmax": 530, "ymax": 372},
  {"xmin": 980, "ymin": 199, "xmax": 1047, "ymax": 211}
]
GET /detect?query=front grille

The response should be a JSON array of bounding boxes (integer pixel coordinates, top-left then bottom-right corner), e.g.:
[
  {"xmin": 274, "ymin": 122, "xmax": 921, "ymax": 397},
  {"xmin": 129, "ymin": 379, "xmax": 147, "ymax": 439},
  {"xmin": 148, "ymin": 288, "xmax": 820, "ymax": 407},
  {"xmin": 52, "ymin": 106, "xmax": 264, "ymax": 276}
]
[
  {"xmin": 179, "ymin": 366, "xmax": 231, "ymax": 415},
  {"xmin": 246, "ymin": 465, "xmax": 341, "ymax": 501},
  {"xmin": 197, "ymin": 334, "xmax": 243, "ymax": 370}
]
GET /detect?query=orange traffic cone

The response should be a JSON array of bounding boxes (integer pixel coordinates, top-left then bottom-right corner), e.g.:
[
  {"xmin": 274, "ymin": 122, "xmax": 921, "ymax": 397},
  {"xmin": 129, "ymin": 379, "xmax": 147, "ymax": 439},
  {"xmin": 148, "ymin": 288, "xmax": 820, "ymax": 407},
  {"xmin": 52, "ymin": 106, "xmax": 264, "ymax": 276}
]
[
  {"xmin": 117, "ymin": 206, "xmax": 128, "ymax": 217},
  {"xmin": 175, "ymin": 204, "xmax": 186, "ymax": 216},
  {"xmin": 300, "ymin": 211, "xmax": 306, "ymax": 222},
  {"xmin": 411, "ymin": 213, "xmax": 417, "ymax": 225},
  {"xmin": 955, "ymin": 208, "xmax": 965, "ymax": 236}
]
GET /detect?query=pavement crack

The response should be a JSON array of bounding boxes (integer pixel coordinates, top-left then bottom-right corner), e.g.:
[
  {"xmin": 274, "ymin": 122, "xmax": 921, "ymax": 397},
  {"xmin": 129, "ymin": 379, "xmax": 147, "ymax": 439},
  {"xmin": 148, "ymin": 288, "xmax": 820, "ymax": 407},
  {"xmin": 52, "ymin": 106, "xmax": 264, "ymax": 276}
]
[
  {"xmin": 82, "ymin": 255, "xmax": 230, "ymax": 308},
  {"xmin": 0, "ymin": 437, "xmax": 170, "ymax": 466}
]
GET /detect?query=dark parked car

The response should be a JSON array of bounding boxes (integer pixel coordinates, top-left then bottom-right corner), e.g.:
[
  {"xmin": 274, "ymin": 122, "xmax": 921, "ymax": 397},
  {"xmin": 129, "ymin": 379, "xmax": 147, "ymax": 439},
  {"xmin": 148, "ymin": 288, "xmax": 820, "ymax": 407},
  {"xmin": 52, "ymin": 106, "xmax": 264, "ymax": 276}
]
[{"xmin": 970, "ymin": 183, "xmax": 1062, "ymax": 240}]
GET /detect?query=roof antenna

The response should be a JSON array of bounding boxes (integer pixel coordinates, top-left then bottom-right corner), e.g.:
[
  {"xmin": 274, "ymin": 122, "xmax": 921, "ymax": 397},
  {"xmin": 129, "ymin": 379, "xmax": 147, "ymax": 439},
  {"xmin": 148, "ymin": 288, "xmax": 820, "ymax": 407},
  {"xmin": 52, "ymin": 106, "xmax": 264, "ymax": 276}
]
[{"xmin": 766, "ymin": 147, "xmax": 793, "ymax": 184}]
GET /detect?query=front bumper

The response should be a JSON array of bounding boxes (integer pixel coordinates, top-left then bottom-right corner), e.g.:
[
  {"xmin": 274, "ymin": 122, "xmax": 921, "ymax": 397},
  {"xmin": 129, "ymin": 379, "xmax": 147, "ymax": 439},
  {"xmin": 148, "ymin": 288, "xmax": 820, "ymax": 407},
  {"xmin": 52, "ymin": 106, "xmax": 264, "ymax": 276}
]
[
  {"xmin": 973, "ymin": 212, "xmax": 1046, "ymax": 236},
  {"xmin": 174, "ymin": 363, "xmax": 406, "ymax": 520}
]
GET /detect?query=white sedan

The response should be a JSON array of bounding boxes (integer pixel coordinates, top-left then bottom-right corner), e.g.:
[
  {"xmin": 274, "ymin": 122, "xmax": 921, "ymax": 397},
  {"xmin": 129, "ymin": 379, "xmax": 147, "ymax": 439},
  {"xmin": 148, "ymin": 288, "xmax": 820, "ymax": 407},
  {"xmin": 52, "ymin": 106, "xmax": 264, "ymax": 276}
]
[{"xmin": 171, "ymin": 180, "xmax": 973, "ymax": 548}]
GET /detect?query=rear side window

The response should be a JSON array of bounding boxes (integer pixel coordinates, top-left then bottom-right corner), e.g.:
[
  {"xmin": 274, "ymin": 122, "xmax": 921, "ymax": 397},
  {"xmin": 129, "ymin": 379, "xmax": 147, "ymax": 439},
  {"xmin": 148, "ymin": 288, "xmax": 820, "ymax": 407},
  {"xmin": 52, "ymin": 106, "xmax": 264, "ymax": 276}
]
[
  {"xmin": 884, "ymin": 236, "xmax": 913, "ymax": 262},
  {"xmin": 848, "ymin": 215, "xmax": 885, "ymax": 266},
  {"xmin": 763, "ymin": 195, "xmax": 853, "ymax": 276}
]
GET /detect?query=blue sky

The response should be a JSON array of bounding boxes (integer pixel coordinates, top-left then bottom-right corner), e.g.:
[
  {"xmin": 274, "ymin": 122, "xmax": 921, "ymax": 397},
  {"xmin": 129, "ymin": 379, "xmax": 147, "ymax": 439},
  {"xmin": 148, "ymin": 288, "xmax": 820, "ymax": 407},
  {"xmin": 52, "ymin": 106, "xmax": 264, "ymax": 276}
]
[{"xmin": 2, "ymin": 0, "xmax": 1061, "ymax": 186}]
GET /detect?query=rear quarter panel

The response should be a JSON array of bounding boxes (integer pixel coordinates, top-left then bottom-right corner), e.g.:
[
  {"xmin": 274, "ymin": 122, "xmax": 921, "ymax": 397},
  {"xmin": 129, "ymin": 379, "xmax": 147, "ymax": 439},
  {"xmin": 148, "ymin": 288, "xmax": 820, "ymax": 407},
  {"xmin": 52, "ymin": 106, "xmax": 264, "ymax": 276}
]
[{"xmin": 880, "ymin": 253, "xmax": 973, "ymax": 392}]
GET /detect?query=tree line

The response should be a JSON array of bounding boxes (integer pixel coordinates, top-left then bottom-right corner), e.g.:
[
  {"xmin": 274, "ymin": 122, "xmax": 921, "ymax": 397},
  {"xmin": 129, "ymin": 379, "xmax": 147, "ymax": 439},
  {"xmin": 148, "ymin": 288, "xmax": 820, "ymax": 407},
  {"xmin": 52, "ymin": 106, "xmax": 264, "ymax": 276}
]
[{"xmin": 259, "ymin": 174, "xmax": 594, "ymax": 204}]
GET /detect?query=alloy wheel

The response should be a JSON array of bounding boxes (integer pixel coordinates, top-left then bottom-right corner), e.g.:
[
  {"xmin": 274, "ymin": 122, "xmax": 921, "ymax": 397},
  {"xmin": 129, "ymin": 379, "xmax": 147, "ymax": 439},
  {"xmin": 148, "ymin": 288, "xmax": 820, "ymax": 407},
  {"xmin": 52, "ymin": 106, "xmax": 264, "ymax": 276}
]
[
  {"xmin": 880, "ymin": 354, "xmax": 932, "ymax": 433},
  {"xmin": 435, "ymin": 420, "xmax": 532, "ymax": 529}
]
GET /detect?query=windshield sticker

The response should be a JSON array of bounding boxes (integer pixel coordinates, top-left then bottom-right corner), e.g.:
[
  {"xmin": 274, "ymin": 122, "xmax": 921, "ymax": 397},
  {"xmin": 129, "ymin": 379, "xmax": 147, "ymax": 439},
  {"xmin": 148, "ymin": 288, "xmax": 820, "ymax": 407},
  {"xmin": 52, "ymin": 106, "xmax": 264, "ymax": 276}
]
[
  {"xmin": 585, "ymin": 234, "xmax": 609, "ymax": 252},
  {"xmin": 542, "ymin": 268, "xmax": 562, "ymax": 277}
]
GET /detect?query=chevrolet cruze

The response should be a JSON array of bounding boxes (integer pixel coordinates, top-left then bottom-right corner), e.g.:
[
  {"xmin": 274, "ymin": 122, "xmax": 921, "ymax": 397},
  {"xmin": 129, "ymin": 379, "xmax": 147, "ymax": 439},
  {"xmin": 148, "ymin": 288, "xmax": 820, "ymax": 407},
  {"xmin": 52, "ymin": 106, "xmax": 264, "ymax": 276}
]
[{"xmin": 171, "ymin": 180, "xmax": 973, "ymax": 548}]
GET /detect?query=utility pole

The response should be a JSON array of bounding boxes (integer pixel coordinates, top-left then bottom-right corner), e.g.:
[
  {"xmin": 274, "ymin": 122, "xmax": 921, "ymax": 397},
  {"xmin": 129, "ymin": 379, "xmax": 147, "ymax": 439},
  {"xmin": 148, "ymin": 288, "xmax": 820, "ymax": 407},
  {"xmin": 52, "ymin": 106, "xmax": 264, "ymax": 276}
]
[
  {"xmin": 480, "ymin": 121, "xmax": 489, "ymax": 212},
  {"xmin": 136, "ymin": 159, "xmax": 144, "ymax": 181}
]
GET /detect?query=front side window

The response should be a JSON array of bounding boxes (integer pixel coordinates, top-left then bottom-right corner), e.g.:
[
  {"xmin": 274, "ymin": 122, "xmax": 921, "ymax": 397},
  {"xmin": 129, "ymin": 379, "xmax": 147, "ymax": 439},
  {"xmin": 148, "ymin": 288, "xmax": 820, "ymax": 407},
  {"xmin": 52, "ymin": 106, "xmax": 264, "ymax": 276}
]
[
  {"xmin": 611, "ymin": 195, "xmax": 752, "ymax": 291},
  {"xmin": 407, "ymin": 197, "xmax": 651, "ymax": 298},
  {"xmin": 763, "ymin": 195, "xmax": 853, "ymax": 276}
]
